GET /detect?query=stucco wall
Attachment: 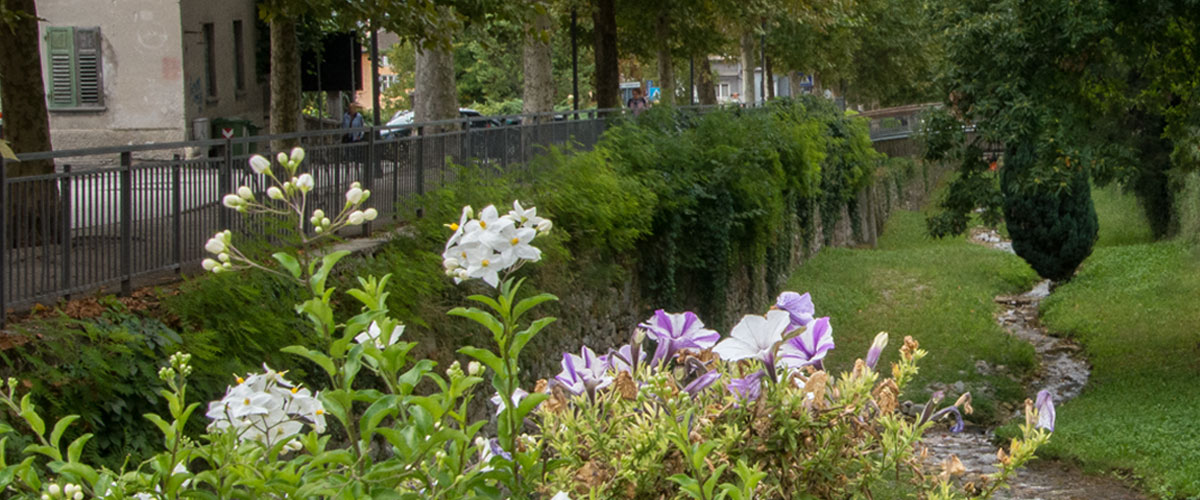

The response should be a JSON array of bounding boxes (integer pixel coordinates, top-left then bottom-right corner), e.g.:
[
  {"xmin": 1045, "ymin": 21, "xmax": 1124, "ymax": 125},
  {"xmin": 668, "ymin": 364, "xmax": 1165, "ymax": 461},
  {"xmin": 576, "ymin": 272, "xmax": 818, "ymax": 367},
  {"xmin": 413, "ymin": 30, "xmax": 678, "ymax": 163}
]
[
  {"xmin": 37, "ymin": 0, "xmax": 187, "ymax": 150},
  {"xmin": 179, "ymin": 0, "xmax": 268, "ymax": 140}
]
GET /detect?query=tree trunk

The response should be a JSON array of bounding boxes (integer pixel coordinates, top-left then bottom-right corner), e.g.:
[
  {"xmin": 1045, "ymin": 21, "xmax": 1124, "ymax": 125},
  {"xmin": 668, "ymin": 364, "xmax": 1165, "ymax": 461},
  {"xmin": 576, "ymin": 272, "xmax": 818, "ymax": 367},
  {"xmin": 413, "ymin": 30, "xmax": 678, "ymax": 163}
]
[
  {"xmin": 592, "ymin": 0, "xmax": 619, "ymax": 110},
  {"xmin": 270, "ymin": 17, "xmax": 301, "ymax": 151},
  {"xmin": 765, "ymin": 55, "xmax": 774, "ymax": 100},
  {"xmin": 739, "ymin": 30, "xmax": 755, "ymax": 105},
  {"xmin": 522, "ymin": 9, "xmax": 554, "ymax": 119},
  {"xmin": 697, "ymin": 56, "xmax": 716, "ymax": 105},
  {"xmin": 654, "ymin": 12, "xmax": 674, "ymax": 106},
  {"xmin": 414, "ymin": 42, "xmax": 458, "ymax": 124},
  {"xmin": 0, "ymin": 0, "xmax": 60, "ymax": 247}
]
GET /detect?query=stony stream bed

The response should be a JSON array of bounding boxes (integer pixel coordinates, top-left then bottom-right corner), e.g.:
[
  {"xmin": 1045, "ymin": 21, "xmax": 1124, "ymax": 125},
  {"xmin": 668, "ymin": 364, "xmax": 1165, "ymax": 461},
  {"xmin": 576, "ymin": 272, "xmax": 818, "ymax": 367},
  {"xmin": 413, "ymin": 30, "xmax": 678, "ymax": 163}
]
[{"xmin": 917, "ymin": 231, "xmax": 1145, "ymax": 499}]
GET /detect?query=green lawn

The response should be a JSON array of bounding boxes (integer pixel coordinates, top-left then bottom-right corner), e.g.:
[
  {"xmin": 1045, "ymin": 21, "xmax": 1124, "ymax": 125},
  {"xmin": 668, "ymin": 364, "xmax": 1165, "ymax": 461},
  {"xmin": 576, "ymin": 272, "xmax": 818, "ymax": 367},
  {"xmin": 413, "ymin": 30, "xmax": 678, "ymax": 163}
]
[
  {"xmin": 784, "ymin": 208, "xmax": 1040, "ymax": 423},
  {"xmin": 1038, "ymin": 186, "xmax": 1200, "ymax": 498}
]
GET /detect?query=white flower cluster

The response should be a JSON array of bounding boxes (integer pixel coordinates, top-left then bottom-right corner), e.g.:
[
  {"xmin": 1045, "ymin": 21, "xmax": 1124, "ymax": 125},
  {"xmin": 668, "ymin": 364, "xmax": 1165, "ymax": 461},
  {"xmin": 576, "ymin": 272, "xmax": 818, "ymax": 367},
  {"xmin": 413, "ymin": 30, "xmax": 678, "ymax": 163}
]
[
  {"xmin": 205, "ymin": 364, "xmax": 326, "ymax": 452},
  {"xmin": 41, "ymin": 483, "xmax": 83, "ymax": 500},
  {"xmin": 354, "ymin": 320, "xmax": 404, "ymax": 349},
  {"xmin": 442, "ymin": 201, "xmax": 552, "ymax": 287},
  {"xmin": 201, "ymin": 230, "xmax": 234, "ymax": 273}
]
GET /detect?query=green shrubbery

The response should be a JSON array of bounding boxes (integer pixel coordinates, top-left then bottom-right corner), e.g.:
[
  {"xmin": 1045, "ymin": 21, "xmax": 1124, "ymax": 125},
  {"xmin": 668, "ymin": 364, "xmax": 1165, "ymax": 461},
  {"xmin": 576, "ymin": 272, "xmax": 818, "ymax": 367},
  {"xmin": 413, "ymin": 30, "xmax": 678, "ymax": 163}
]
[{"xmin": 0, "ymin": 97, "xmax": 917, "ymax": 470}]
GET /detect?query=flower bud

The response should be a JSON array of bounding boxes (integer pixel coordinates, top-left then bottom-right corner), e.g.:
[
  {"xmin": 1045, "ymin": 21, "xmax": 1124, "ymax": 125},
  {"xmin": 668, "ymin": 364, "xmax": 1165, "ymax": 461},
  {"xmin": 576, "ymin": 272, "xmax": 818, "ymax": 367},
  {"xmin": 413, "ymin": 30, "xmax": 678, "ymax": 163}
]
[
  {"xmin": 464, "ymin": 205, "xmax": 474, "ymax": 219},
  {"xmin": 205, "ymin": 237, "xmax": 225, "ymax": 254},
  {"xmin": 201, "ymin": 258, "xmax": 219, "ymax": 271},
  {"xmin": 363, "ymin": 208, "xmax": 378, "ymax": 221},
  {"xmin": 468, "ymin": 361, "xmax": 482, "ymax": 376},
  {"xmin": 267, "ymin": 186, "xmax": 284, "ymax": 200},
  {"xmin": 866, "ymin": 332, "xmax": 888, "ymax": 370},
  {"xmin": 345, "ymin": 187, "xmax": 364, "ymax": 204},
  {"xmin": 312, "ymin": 209, "xmax": 325, "ymax": 220},
  {"xmin": 249, "ymin": 155, "xmax": 271, "ymax": 174},
  {"xmin": 48, "ymin": 484, "xmax": 60, "ymax": 497},
  {"xmin": 217, "ymin": 252, "xmax": 230, "ymax": 263},
  {"xmin": 290, "ymin": 147, "xmax": 305, "ymax": 164},
  {"xmin": 277, "ymin": 152, "xmax": 289, "ymax": 165},
  {"xmin": 237, "ymin": 186, "xmax": 254, "ymax": 200},
  {"xmin": 443, "ymin": 257, "xmax": 459, "ymax": 270},
  {"xmin": 351, "ymin": 181, "xmax": 362, "ymax": 189},
  {"xmin": 315, "ymin": 226, "xmax": 324, "ymax": 233},
  {"xmin": 222, "ymin": 194, "xmax": 243, "ymax": 209},
  {"xmin": 321, "ymin": 217, "xmax": 331, "ymax": 226},
  {"xmin": 537, "ymin": 219, "xmax": 553, "ymax": 234},
  {"xmin": 296, "ymin": 174, "xmax": 314, "ymax": 193},
  {"xmin": 348, "ymin": 211, "xmax": 365, "ymax": 225}
]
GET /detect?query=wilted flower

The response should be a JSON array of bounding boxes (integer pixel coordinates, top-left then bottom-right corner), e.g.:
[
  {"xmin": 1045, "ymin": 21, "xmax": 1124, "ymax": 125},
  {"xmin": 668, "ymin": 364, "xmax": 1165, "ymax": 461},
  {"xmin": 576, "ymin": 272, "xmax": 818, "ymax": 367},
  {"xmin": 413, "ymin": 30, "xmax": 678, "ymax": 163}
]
[
  {"xmin": 778, "ymin": 316, "xmax": 836, "ymax": 371},
  {"xmin": 727, "ymin": 370, "xmax": 765, "ymax": 405},
  {"xmin": 1035, "ymin": 390, "xmax": 1055, "ymax": 431},
  {"xmin": 774, "ymin": 291, "xmax": 815, "ymax": 329},
  {"xmin": 640, "ymin": 310, "xmax": 720, "ymax": 366}
]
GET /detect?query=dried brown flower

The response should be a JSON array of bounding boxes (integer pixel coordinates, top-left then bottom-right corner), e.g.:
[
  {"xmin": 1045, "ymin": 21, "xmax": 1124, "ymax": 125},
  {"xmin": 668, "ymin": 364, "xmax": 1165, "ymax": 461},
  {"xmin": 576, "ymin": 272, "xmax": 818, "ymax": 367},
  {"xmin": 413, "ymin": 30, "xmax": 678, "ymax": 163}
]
[{"xmin": 614, "ymin": 370, "xmax": 638, "ymax": 401}]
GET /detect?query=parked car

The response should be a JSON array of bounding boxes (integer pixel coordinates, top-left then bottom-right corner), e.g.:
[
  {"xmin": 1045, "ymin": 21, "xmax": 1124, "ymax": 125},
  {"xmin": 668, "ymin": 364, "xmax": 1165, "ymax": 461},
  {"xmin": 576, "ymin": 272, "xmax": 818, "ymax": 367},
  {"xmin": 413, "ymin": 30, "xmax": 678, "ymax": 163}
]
[{"xmin": 379, "ymin": 108, "xmax": 503, "ymax": 139}]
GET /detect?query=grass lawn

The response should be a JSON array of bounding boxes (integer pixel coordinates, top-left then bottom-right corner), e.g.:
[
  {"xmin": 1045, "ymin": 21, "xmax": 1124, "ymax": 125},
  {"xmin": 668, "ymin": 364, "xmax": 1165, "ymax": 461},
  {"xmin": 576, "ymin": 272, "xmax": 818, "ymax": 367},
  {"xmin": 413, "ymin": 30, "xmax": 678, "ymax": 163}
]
[
  {"xmin": 1038, "ymin": 186, "xmax": 1200, "ymax": 498},
  {"xmin": 783, "ymin": 207, "xmax": 1040, "ymax": 423}
]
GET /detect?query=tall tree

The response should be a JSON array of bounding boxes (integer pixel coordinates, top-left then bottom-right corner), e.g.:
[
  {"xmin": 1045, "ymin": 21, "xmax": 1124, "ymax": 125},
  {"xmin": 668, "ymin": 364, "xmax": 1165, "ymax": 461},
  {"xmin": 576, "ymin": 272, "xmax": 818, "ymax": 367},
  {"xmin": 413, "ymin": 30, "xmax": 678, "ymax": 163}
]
[
  {"xmin": 523, "ymin": 2, "xmax": 555, "ymax": 116},
  {"xmin": 591, "ymin": 0, "xmax": 619, "ymax": 109}
]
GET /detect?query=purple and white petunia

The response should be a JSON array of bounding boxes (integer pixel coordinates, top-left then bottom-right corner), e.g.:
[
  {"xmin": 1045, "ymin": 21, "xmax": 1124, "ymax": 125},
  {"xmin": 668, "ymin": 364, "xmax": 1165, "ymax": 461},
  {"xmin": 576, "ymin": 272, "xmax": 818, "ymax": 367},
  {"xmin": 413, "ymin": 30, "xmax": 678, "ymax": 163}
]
[
  {"xmin": 555, "ymin": 346, "xmax": 613, "ymax": 398},
  {"xmin": 640, "ymin": 310, "xmax": 721, "ymax": 366},
  {"xmin": 865, "ymin": 332, "xmax": 888, "ymax": 370},
  {"xmin": 489, "ymin": 388, "xmax": 530, "ymax": 417},
  {"xmin": 605, "ymin": 343, "xmax": 644, "ymax": 374},
  {"xmin": 726, "ymin": 371, "xmax": 766, "ymax": 405},
  {"xmin": 778, "ymin": 316, "xmax": 836, "ymax": 371},
  {"xmin": 1035, "ymin": 390, "xmax": 1055, "ymax": 431},
  {"xmin": 774, "ymin": 291, "xmax": 815, "ymax": 330}
]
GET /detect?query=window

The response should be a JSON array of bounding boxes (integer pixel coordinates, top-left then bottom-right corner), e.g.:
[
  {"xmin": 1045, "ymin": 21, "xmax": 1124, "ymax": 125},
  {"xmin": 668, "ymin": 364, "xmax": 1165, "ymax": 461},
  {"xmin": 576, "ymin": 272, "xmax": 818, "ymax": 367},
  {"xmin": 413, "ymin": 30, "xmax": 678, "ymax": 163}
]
[
  {"xmin": 45, "ymin": 26, "xmax": 103, "ymax": 108},
  {"xmin": 203, "ymin": 23, "xmax": 216, "ymax": 98},
  {"xmin": 232, "ymin": 20, "xmax": 245, "ymax": 91},
  {"xmin": 718, "ymin": 83, "xmax": 730, "ymax": 98}
]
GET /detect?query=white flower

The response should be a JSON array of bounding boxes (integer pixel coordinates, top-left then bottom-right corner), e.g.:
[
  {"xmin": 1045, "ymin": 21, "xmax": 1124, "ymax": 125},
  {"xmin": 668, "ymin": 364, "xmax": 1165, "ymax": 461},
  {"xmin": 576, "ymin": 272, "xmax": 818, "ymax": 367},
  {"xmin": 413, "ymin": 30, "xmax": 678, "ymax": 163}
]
[
  {"xmin": 345, "ymin": 186, "xmax": 364, "ymax": 204},
  {"xmin": 509, "ymin": 200, "xmax": 544, "ymax": 228},
  {"xmin": 445, "ymin": 205, "xmax": 474, "ymax": 248},
  {"xmin": 295, "ymin": 174, "xmax": 314, "ymax": 193},
  {"xmin": 490, "ymin": 388, "xmax": 530, "ymax": 416},
  {"xmin": 354, "ymin": 321, "xmax": 404, "ymax": 349},
  {"xmin": 551, "ymin": 492, "xmax": 572, "ymax": 500},
  {"xmin": 348, "ymin": 211, "xmax": 365, "ymax": 225},
  {"xmin": 249, "ymin": 155, "xmax": 271, "ymax": 174},
  {"xmin": 201, "ymin": 258, "xmax": 219, "ymax": 271},
  {"xmin": 237, "ymin": 186, "xmax": 254, "ymax": 200},
  {"xmin": 464, "ymin": 246, "xmax": 509, "ymax": 288},
  {"xmin": 267, "ymin": 186, "xmax": 283, "ymax": 200},
  {"xmin": 482, "ymin": 223, "xmax": 541, "ymax": 264},
  {"xmin": 713, "ymin": 310, "xmax": 792, "ymax": 364},
  {"xmin": 363, "ymin": 208, "xmax": 378, "ymax": 221}
]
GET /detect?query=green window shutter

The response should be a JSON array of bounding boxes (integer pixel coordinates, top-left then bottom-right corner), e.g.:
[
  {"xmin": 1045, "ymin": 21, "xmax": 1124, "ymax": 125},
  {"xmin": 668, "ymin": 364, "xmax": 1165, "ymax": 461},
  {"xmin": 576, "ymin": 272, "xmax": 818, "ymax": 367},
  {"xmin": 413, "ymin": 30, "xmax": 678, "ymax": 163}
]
[
  {"xmin": 46, "ymin": 26, "xmax": 77, "ymax": 108},
  {"xmin": 74, "ymin": 27, "xmax": 102, "ymax": 106}
]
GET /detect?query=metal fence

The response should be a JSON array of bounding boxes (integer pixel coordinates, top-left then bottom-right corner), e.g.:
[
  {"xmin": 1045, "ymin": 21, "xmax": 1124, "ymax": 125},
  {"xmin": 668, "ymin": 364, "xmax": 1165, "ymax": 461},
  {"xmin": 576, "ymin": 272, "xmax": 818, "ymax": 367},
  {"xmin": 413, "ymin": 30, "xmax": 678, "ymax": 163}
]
[{"xmin": 0, "ymin": 104, "xmax": 918, "ymax": 321}]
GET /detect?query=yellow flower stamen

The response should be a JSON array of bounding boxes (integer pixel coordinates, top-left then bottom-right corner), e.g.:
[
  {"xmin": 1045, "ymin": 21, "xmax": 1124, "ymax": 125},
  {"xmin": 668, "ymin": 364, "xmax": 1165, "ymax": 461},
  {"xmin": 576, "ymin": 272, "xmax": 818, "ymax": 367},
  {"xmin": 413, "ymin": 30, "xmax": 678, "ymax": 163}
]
[
  {"xmin": 481, "ymin": 259, "xmax": 490, "ymax": 267},
  {"xmin": 236, "ymin": 376, "xmax": 244, "ymax": 384},
  {"xmin": 316, "ymin": 409, "xmax": 325, "ymax": 415},
  {"xmin": 511, "ymin": 237, "xmax": 520, "ymax": 245},
  {"xmin": 480, "ymin": 220, "xmax": 487, "ymax": 229},
  {"xmin": 243, "ymin": 398, "xmax": 251, "ymax": 406},
  {"xmin": 450, "ymin": 222, "xmax": 459, "ymax": 231},
  {"xmin": 291, "ymin": 387, "xmax": 299, "ymax": 394}
]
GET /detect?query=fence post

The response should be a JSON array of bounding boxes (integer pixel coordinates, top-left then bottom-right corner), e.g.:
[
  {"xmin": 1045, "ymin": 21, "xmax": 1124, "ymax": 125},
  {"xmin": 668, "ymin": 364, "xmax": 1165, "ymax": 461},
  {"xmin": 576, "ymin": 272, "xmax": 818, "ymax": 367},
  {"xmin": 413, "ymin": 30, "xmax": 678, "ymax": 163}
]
[
  {"xmin": 0, "ymin": 153, "xmax": 6, "ymax": 327},
  {"xmin": 120, "ymin": 151, "xmax": 133, "ymax": 296},
  {"xmin": 463, "ymin": 118, "xmax": 471, "ymax": 164},
  {"xmin": 363, "ymin": 125, "xmax": 375, "ymax": 237},
  {"xmin": 415, "ymin": 126, "xmax": 425, "ymax": 219},
  {"xmin": 219, "ymin": 137, "xmax": 232, "ymax": 231},
  {"xmin": 172, "ymin": 154, "xmax": 182, "ymax": 274},
  {"xmin": 60, "ymin": 164, "xmax": 72, "ymax": 299}
]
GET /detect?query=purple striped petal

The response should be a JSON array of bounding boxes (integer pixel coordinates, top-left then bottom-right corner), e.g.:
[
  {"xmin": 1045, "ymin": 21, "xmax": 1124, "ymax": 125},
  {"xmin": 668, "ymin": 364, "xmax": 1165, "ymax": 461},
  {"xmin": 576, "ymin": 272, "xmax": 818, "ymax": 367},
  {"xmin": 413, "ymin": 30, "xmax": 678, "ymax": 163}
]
[{"xmin": 775, "ymin": 291, "xmax": 815, "ymax": 329}]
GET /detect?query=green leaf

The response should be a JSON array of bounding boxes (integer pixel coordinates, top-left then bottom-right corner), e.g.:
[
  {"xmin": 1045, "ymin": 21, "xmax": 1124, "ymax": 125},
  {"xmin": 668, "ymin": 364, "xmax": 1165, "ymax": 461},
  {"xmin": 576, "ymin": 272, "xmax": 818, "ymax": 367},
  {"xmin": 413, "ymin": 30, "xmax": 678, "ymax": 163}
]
[
  {"xmin": 18, "ymin": 394, "xmax": 45, "ymax": 436},
  {"xmin": 512, "ymin": 293, "xmax": 557, "ymax": 322},
  {"xmin": 310, "ymin": 250, "xmax": 351, "ymax": 295},
  {"xmin": 458, "ymin": 346, "xmax": 503, "ymax": 375},
  {"xmin": 511, "ymin": 392, "xmax": 549, "ymax": 423},
  {"xmin": 447, "ymin": 307, "xmax": 504, "ymax": 339},
  {"xmin": 509, "ymin": 317, "xmax": 556, "ymax": 359},
  {"xmin": 143, "ymin": 414, "xmax": 173, "ymax": 439},
  {"xmin": 58, "ymin": 462, "xmax": 99, "ymax": 486},
  {"xmin": 359, "ymin": 395, "xmax": 400, "ymax": 439},
  {"xmin": 22, "ymin": 444, "xmax": 60, "ymax": 461},
  {"xmin": 281, "ymin": 345, "xmax": 337, "ymax": 377},
  {"xmin": 48, "ymin": 415, "xmax": 79, "ymax": 449},
  {"xmin": 272, "ymin": 252, "xmax": 303, "ymax": 279},
  {"xmin": 66, "ymin": 434, "xmax": 92, "ymax": 463}
]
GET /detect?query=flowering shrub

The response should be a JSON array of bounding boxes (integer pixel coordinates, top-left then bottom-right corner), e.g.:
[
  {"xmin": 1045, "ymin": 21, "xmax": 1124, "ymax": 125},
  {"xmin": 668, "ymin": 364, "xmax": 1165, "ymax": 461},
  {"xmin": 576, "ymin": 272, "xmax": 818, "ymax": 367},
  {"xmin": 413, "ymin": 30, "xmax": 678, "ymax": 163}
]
[{"xmin": 0, "ymin": 148, "xmax": 1055, "ymax": 499}]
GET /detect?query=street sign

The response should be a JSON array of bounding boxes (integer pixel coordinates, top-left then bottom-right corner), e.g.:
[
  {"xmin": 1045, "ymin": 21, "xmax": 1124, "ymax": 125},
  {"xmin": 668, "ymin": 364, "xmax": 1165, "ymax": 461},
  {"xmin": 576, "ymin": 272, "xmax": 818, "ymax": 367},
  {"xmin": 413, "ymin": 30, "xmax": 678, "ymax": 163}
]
[{"xmin": 221, "ymin": 128, "xmax": 234, "ymax": 139}]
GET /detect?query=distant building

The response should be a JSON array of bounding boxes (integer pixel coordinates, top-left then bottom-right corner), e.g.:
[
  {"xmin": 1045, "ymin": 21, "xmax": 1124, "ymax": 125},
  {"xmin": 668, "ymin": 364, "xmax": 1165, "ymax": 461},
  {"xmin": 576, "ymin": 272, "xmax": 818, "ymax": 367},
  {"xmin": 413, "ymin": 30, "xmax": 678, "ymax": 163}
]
[
  {"xmin": 36, "ymin": 0, "xmax": 268, "ymax": 151},
  {"xmin": 709, "ymin": 55, "xmax": 806, "ymax": 104}
]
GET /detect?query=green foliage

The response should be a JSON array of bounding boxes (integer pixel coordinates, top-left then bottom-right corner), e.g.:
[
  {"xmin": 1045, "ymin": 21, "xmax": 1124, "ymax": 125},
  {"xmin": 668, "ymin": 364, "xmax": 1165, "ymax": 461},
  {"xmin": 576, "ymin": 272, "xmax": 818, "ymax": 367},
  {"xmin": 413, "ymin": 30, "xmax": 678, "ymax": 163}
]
[
  {"xmin": 1038, "ymin": 187, "xmax": 1200, "ymax": 495},
  {"xmin": 1000, "ymin": 140, "xmax": 1098, "ymax": 281}
]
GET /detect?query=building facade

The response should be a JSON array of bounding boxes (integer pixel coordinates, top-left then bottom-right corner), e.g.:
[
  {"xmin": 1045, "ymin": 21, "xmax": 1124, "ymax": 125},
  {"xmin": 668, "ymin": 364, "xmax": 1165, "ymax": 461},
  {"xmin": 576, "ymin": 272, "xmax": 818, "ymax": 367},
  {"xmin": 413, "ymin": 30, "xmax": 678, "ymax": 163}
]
[{"xmin": 36, "ymin": 0, "xmax": 268, "ymax": 151}]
